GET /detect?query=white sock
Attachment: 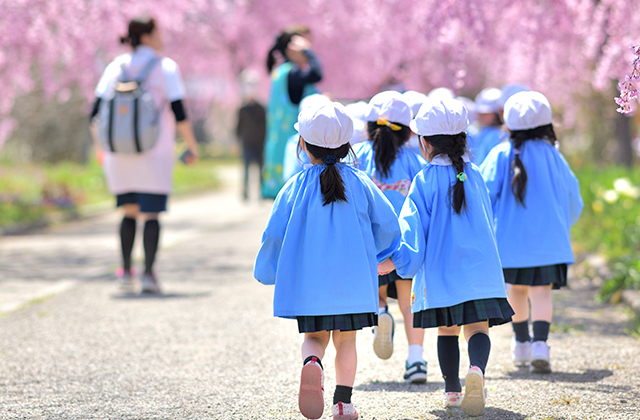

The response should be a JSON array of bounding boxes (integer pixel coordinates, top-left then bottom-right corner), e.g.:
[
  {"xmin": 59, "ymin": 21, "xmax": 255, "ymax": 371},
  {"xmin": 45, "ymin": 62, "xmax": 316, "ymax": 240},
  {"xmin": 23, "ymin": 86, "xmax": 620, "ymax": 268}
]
[
  {"xmin": 407, "ymin": 344, "xmax": 424, "ymax": 364},
  {"xmin": 378, "ymin": 306, "xmax": 387, "ymax": 315}
]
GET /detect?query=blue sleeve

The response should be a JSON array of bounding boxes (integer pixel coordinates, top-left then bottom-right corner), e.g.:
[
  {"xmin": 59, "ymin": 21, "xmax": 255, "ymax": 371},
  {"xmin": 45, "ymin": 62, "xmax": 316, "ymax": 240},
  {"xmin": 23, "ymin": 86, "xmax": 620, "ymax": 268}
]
[
  {"xmin": 392, "ymin": 181, "xmax": 429, "ymax": 279},
  {"xmin": 254, "ymin": 187, "xmax": 294, "ymax": 285},
  {"xmin": 365, "ymin": 179, "xmax": 401, "ymax": 263},
  {"xmin": 479, "ymin": 148, "xmax": 505, "ymax": 209},
  {"xmin": 561, "ymin": 157, "xmax": 583, "ymax": 226}
]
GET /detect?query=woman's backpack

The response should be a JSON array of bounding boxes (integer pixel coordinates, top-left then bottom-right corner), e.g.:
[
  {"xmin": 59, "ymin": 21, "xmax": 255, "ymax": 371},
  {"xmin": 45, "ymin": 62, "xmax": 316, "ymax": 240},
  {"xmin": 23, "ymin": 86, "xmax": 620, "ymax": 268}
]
[{"xmin": 97, "ymin": 58, "xmax": 161, "ymax": 154}]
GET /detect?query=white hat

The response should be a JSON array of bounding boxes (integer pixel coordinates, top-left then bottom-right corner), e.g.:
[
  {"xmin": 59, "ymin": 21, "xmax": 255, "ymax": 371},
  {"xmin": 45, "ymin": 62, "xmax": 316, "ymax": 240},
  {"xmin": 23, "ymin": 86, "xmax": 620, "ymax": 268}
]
[
  {"xmin": 427, "ymin": 87, "xmax": 455, "ymax": 101},
  {"xmin": 364, "ymin": 91, "xmax": 412, "ymax": 126},
  {"xmin": 474, "ymin": 87, "xmax": 502, "ymax": 114},
  {"xmin": 345, "ymin": 101, "xmax": 369, "ymax": 122},
  {"xmin": 402, "ymin": 90, "xmax": 428, "ymax": 118},
  {"xmin": 410, "ymin": 97, "xmax": 469, "ymax": 137},
  {"xmin": 499, "ymin": 83, "xmax": 529, "ymax": 109},
  {"xmin": 299, "ymin": 94, "xmax": 332, "ymax": 112},
  {"xmin": 456, "ymin": 96, "xmax": 476, "ymax": 125},
  {"xmin": 503, "ymin": 91, "xmax": 552, "ymax": 131},
  {"xmin": 294, "ymin": 102, "xmax": 354, "ymax": 148}
]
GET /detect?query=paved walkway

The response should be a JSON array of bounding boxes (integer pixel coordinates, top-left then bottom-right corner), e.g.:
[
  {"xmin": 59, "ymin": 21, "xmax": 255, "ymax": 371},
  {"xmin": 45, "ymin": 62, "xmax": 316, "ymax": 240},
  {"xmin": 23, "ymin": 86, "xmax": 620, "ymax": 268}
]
[{"xmin": 1, "ymin": 165, "xmax": 639, "ymax": 419}]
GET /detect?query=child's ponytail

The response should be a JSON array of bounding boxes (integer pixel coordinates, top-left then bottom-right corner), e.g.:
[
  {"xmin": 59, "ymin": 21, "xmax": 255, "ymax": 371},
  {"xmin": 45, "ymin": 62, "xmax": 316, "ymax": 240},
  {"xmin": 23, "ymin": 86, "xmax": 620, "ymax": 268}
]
[
  {"xmin": 509, "ymin": 123, "xmax": 557, "ymax": 206},
  {"xmin": 421, "ymin": 132, "xmax": 468, "ymax": 214},
  {"xmin": 305, "ymin": 141, "xmax": 353, "ymax": 206},
  {"xmin": 367, "ymin": 121, "xmax": 411, "ymax": 178}
]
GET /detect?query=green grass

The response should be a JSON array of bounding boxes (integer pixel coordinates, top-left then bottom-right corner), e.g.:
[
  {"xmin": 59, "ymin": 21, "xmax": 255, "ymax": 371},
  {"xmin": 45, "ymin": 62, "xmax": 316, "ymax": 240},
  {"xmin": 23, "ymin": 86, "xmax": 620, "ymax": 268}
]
[{"xmin": 0, "ymin": 155, "xmax": 223, "ymax": 228}]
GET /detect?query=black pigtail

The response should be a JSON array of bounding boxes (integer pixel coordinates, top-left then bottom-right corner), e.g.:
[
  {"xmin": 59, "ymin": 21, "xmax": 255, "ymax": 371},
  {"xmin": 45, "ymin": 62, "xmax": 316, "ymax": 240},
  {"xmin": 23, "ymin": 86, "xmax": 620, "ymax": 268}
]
[
  {"xmin": 367, "ymin": 121, "xmax": 411, "ymax": 178},
  {"xmin": 305, "ymin": 141, "xmax": 353, "ymax": 206},
  {"xmin": 422, "ymin": 132, "xmax": 468, "ymax": 214}
]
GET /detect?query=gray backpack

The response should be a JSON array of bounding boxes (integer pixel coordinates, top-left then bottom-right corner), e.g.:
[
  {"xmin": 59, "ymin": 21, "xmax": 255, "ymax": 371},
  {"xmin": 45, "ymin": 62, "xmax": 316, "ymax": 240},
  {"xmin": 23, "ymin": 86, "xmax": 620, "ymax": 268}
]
[{"xmin": 98, "ymin": 57, "xmax": 161, "ymax": 154}]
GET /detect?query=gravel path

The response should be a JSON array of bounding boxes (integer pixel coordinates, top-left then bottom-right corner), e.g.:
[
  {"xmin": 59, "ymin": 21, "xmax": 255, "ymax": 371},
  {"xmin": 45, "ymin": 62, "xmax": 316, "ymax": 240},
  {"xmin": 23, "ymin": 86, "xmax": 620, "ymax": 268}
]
[{"xmin": 1, "ymin": 166, "xmax": 639, "ymax": 419}]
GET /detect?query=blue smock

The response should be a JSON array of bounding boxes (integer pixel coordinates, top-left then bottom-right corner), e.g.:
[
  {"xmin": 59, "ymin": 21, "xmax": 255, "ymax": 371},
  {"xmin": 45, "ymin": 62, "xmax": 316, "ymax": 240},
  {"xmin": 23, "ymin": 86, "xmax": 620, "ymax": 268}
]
[
  {"xmin": 479, "ymin": 140, "xmax": 583, "ymax": 268},
  {"xmin": 469, "ymin": 126, "xmax": 506, "ymax": 165},
  {"xmin": 352, "ymin": 142, "xmax": 427, "ymax": 213},
  {"xmin": 282, "ymin": 133, "xmax": 308, "ymax": 182},
  {"xmin": 254, "ymin": 163, "xmax": 401, "ymax": 318},
  {"xmin": 391, "ymin": 156, "xmax": 507, "ymax": 312}
]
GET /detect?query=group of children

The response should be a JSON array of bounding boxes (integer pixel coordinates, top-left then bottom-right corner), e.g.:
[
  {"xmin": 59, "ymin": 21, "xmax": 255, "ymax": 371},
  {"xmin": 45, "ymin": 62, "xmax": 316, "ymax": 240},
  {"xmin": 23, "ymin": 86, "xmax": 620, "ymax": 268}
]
[{"xmin": 254, "ymin": 86, "xmax": 584, "ymax": 419}]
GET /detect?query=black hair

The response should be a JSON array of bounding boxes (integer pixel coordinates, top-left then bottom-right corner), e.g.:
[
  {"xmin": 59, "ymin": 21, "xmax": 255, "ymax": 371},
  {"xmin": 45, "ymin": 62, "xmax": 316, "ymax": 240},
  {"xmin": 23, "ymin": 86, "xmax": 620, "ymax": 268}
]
[
  {"xmin": 509, "ymin": 123, "xmax": 557, "ymax": 205},
  {"xmin": 366, "ymin": 121, "xmax": 411, "ymax": 178},
  {"xmin": 488, "ymin": 112, "xmax": 502, "ymax": 127},
  {"xmin": 266, "ymin": 25, "xmax": 310, "ymax": 73},
  {"xmin": 120, "ymin": 16, "xmax": 156, "ymax": 48},
  {"xmin": 420, "ymin": 132, "xmax": 468, "ymax": 214},
  {"xmin": 302, "ymin": 140, "xmax": 353, "ymax": 206}
]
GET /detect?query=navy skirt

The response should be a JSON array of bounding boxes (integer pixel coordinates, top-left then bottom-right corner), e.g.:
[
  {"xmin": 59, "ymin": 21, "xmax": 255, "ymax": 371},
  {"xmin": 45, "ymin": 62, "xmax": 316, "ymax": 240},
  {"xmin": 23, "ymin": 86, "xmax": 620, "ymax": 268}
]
[
  {"xmin": 379, "ymin": 270, "xmax": 411, "ymax": 300},
  {"xmin": 297, "ymin": 313, "xmax": 377, "ymax": 333},
  {"xmin": 503, "ymin": 264, "xmax": 568, "ymax": 290},
  {"xmin": 414, "ymin": 298, "xmax": 514, "ymax": 329}
]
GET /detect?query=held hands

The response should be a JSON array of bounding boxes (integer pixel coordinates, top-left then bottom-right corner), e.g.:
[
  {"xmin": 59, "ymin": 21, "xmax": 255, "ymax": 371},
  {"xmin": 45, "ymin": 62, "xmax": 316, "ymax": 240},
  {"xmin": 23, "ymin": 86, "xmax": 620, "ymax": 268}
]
[
  {"xmin": 184, "ymin": 146, "xmax": 199, "ymax": 165},
  {"xmin": 378, "ymin": 258, "xmax": 396, "ymax": 276}
]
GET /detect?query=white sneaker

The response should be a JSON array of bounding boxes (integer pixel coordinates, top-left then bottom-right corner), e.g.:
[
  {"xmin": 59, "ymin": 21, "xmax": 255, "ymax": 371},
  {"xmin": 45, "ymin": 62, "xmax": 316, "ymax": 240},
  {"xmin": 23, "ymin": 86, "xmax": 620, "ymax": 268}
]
[
  {"xmin": 140, "ymin": 273, "xmax": 161, "ymax": 294},
  {"xmin": 330, "ymin": 401, "xmax": 358, "ymax": 419},
  {"xmin": 530, "ymin": 341, "xmax": 552, "ymax": 373},
  {"xmin": 443, "ymin": 391, "xmax": 463, "ymax": 407},
  {"xmin": 511, "ymin": 338, "xmax": 531, "ymax": 365},
  {"xmin": 404, "ymin": 360, "xmax": 427, "ymax": 383},
  {"xmin": 461, "ymin": 366, "xmax": 486, "ymax": 417},
  {"xmin": 373, "ymin": 309, "xmax": 394, "ymax": 359}
]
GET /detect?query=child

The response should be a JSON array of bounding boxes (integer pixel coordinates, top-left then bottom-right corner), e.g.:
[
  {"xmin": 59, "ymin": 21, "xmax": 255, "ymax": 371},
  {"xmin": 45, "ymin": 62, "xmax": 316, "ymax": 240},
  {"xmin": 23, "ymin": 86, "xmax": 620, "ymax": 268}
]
[
  {"xmin": 352, "ymin": 91, "xmax": 428, "ymax": 383},
  {"xmin": 469, "ymin": 87, "xmax": 505, "ymax": 165},
  {"xmin": 378, "ymin": 97, "xmax": 514, "ymax": 417},
  {"xmin": 254, "ymin": 102, "xmax": 401, "ymax": 420},
  {"xmin": 480, "ymin": 91, "xmax": 583, "ymax": 373}
]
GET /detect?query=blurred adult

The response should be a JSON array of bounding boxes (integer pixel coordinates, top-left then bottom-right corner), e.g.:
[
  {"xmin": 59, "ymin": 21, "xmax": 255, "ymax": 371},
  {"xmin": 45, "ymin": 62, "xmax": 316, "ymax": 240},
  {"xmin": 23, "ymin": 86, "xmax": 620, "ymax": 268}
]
[
  {"xmin": 261, "ymin": 25, "xmax": 322, "ymax": 199},
  {"xmin": 90, "ymin": 16, "xmax": 199, "ymax": 293},
  {"xmin": 236, "ymin": 69, "xmax": 266, "ymax": 201}
]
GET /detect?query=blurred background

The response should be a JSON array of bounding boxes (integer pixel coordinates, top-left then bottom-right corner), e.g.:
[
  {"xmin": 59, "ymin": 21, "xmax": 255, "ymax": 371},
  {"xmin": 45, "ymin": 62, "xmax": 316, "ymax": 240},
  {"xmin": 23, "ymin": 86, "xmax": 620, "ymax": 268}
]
[{"xmin": 1, "ymin": 0, "xmax": 639, "ymax": 299}]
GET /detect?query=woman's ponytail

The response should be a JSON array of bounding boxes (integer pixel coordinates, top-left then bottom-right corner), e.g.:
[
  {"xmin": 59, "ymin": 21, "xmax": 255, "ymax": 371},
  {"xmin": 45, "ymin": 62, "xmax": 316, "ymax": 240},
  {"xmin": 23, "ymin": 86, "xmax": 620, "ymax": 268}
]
[
  {"xmin": 305, "ymin": 141, "xmax": 352, "ymax": 206},
  {"xmin": 367, "ymin": 121, "xmax": 411, "ymax": 179},
  {"xmin": 421, "ymin": 132, "xmax": 468, "ymax": 214},
  {"xmin": 509, "ymin": 123, "xmax": 556, "ymax": 206}
]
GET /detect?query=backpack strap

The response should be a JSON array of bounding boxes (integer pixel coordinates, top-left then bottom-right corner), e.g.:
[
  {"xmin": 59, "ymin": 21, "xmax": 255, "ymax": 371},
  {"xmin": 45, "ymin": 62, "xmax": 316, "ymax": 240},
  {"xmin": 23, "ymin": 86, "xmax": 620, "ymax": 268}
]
[{"xmin": 135, "ymin": 57, "xmax": 161, "ymax": 85}]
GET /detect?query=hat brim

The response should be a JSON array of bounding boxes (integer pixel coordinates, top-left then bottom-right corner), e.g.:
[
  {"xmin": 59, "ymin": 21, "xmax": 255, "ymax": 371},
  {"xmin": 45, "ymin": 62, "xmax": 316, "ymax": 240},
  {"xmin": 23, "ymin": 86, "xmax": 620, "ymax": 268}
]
[{"xmin": 409, "ymin": 119, "xmax": 420, "ymax": 135}]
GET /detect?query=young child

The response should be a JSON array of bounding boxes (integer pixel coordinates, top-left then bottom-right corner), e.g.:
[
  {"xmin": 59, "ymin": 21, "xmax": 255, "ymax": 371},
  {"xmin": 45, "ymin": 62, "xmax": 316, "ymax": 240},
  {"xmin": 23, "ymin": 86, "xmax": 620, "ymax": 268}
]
[
  {"xmin": 352, "ymin": 91, "xmax": 428, "ymax": 383},
  {"xmin": 254, "ymin": 102, "xmax": 401, "ymax": 420},
  {"xmin": 480, "ymin": 91, "xmax": 583, "ymax": 373},
  {"xmin": 469, "ymin": 87, "xmax": 505, "ymax": 165},
  {"xmin": 378, "ymin": 97, "xmax": 514, "ymax": 417}
]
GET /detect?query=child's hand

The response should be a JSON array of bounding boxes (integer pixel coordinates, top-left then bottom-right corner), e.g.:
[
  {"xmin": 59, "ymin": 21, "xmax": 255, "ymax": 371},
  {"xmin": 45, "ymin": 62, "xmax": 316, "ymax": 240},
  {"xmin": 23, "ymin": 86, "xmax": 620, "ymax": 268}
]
[{"xmin": 378, "ymin": 258, "xmax": 395, "ymax": 275}]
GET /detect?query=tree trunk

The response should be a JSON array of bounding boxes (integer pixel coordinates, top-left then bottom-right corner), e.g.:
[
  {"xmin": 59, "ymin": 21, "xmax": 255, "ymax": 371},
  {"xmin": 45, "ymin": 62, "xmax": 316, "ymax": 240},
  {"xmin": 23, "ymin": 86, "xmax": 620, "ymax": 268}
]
[{"xmin": 615, "ymin": 112, "xmax": 634, "ymax": 167}]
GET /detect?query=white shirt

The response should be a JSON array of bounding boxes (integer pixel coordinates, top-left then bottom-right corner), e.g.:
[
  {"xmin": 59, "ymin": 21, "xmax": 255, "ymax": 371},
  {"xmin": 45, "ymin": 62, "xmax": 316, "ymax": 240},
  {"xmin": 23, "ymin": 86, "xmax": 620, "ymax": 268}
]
[{"xmin": 94, "ymin": 46, "xmax": 186, "ymax": 195}]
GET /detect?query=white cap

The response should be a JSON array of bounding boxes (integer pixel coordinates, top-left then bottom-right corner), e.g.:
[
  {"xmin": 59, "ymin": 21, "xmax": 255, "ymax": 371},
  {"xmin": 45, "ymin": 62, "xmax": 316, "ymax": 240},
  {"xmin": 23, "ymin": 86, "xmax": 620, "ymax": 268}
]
[
  {"xmin": 474, "ymin": 87, "xmax": 502, "ymax": 114},
  {"xmin": 402, "ymin": 90, "xmax": 428, "ymax": 118},
  {"xmin": 299, "ymin": 94, "xmax": 332, "ymax": 112},
  {"xmin": 427, "ymin": 87, "xmax": 455, "ymax": 101},
  {"xmin": 456, "ymin": 96, "xmax": 476, "ymax": 125},
  {"xmin": 294, "ymin": 102, "xmax": 354, "ymax": 148},
  {"xmin": 364, "ymin": 91, "xmax": 412, "ymax": 126},
  {"xmin": 503, "ymin": 91, "xmax": 552, "ymax": 131},
  {"xmin": 345, "ymin": 101, "xmax": 369, "ymax": 122},
  {"xmin": 410, "ymin": 97, "xmax": 469, "ymax": 137},
  {"xmin": 499, "ymin": 83, "xmax": 529, "ymax": 109}
]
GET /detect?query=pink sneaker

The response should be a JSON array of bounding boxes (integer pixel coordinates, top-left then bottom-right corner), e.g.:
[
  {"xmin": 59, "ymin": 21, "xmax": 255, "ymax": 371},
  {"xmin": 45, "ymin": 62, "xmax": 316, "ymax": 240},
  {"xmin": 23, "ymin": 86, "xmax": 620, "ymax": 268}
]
[
  {"xmin": 331, "ymin": 401, "xmax": 358, "ymax": 419},
  {"xmin": 299, "ymin": 357, "xmax": 324, "ymax": 419},
  {"xmin": 461, "ymin": 366, "xmax": 486, "ymax": 417}
]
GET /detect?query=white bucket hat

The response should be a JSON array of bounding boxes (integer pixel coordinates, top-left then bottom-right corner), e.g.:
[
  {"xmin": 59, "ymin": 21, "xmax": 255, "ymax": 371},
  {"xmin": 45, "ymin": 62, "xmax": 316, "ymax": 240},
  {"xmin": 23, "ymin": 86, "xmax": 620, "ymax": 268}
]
[
  {"xmin": 499, "ymin": 83, "xmax": 529, "ymax": 109},
  {"xmin": 503, "ymin": 91, "xmax": 552, "ymax": 131},
  {"xmin": 474, "ymin": 87, "xmax": 502, "ymax": 114},
  {"xmin": 410, "ymin": 97, "xmax": 469, "ymax": 137},
  {"xmin": 364, "ymin": 91, "xmax": 412, "ymax": 126},
  {"xmin": 294, "ymin": 102, "xmax": 354, "ymax": 148},
  {"xmin": 427, "ymin": 87, "xmax": 455, "ymax": 101},
  {"xmin": 299, "ymin": 94, "xmax": 332, "ymax": 112},
  {"xmin": 402, "ymin": 90, "xmax": 428, "ymax": 118}
]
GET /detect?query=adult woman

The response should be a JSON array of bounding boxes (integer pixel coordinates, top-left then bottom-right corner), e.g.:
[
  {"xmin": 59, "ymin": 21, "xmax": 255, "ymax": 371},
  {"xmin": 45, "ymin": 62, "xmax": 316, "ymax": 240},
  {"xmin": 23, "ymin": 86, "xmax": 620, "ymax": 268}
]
[
  {"xmin": 261, "ymin": 26, "xmax": 323, "ymax": 199},
  {"xmin": 90, "ymin": 16, "xmax": 199, "ymax": 293}
]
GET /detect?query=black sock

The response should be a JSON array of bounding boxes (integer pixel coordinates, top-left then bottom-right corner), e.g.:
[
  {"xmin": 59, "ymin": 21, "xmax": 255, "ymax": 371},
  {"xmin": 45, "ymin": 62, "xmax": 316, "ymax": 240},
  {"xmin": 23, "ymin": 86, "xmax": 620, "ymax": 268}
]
[
  {"xmin": 143, "ymin": 219, "xmax": 160, "ymax": 275},
  {"xmin": 512, "ymin": 320, "xmax": 531, "ymax": 343},
  {"xmin": 303, "ymin": 355, "xmax": 323, "ymax": 370},
  {"xmin": 333, "ymin": 385, "xmax": 353, "ymax": 404},
  {"xmin": 532, "ymin": 321, "xmax": 550, "ymax": 342},
  {"xmin": 468, "ymin": 333, "xmax": 491, "ymax": 374},
  {"xmin": 438, "ymin": 335, "xmax": 461, "ymax": 392},
  {"xmin": 119, "ymin": 217, "xmax": 136, "ymax": 273}
]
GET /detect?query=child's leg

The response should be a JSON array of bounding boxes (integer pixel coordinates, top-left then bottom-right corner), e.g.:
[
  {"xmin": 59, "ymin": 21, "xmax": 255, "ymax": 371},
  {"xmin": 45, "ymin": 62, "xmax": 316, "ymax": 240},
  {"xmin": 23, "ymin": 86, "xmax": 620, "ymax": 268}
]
[
  {"xmin": 508, "ymin": 285, "xmax": 532, "ymax": 343},
  {"xmin": 528, "ymin": 284, "xmax": 553, "ymax": 341},
  {"xmin": 437, "ymin": 325, "xmax": 462, "ymax": 392},
  {"xmin": 373, "ymin": 284, "xmax": 394, "ymax": 359},
  {"xmin": 462, "ymin": 322, "xmax": 491, "ymax": 374},
  {"xmin": 378, "ymin": 284, "xmax": 388, "ymax": 311},
  {"xmin": 332, "ymin": 330, "xmax": 357, "ymax": 388},
  {"xmin": 396, "ymin": 280, "xmax": 425, "ymax": 356},
  {"xmin": 302, "ymin": 331, "xmax": 331, "ymax": 363}
]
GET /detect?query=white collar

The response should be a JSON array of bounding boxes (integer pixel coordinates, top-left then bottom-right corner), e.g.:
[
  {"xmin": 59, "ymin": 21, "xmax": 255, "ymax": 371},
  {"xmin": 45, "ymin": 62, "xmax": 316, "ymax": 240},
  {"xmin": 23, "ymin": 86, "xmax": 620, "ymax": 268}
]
[
  {"xmin": 133, "ymin": 45, "xmax": 158, "ymax": 58},
  {"xmin": 429, "ymin": 153, "xmax": 471, "ymax": 166}
]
